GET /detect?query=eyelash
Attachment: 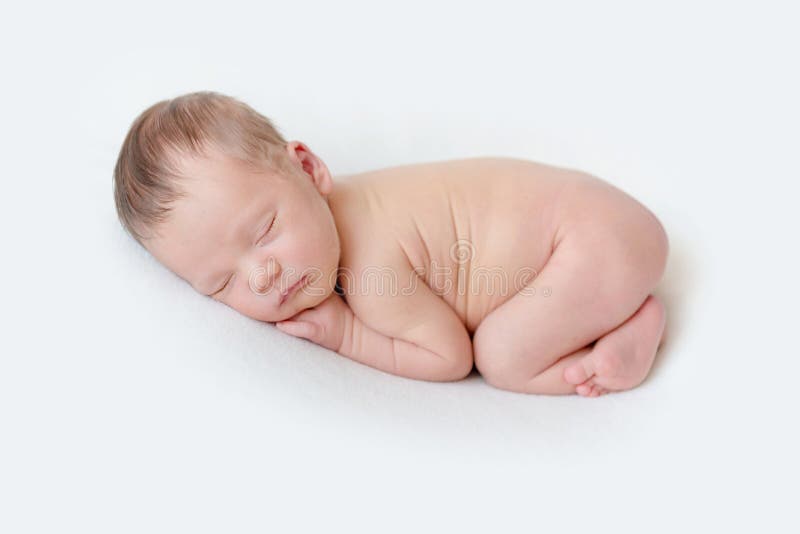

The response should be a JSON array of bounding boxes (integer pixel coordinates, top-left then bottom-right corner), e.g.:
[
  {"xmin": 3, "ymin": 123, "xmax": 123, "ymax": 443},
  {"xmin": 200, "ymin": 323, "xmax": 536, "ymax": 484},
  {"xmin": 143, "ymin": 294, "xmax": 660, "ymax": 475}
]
[
  {"xmin": 213, "ymin": 214, "xmax": 275, "ymax": 296},
  {"xmin": 257, "ymin": 214, "xmax": 276, "ymax": 245},
  {"xmin": 214, "ymin": 273, "xmax": 233, "ymax": 296}
]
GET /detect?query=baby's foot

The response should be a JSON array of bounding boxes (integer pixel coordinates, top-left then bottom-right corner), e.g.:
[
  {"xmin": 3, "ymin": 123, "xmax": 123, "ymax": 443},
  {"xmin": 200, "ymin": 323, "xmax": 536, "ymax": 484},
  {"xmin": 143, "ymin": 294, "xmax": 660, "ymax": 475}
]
[{"xmin": 563, "ymin": 295, "xmax": 666, "ymax": 397}]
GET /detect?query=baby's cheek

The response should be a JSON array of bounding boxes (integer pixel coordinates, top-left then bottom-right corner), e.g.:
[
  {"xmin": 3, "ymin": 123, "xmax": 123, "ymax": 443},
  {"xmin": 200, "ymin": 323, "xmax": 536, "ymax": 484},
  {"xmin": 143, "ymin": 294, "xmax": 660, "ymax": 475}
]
[{"xmin": 226, "ymin": 291, "xmax": 271, "ymax": 322}]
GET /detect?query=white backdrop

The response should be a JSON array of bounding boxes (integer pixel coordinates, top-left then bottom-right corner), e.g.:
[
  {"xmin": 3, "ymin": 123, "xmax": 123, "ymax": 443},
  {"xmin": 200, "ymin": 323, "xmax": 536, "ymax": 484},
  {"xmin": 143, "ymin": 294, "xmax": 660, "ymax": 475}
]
[{"xmin": 2, "ymin": 1, "xmax": 798, "ymax": 532}]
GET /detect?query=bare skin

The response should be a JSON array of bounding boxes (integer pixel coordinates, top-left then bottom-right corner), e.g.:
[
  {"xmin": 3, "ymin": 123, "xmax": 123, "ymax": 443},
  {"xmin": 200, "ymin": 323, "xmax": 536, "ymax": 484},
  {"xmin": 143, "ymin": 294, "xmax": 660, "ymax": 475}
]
[
  {"xmin": 329, "ymin": 155, "xmax": 668, "ymax": 395},
  {"xmin": 145, "ymin": 141, "xmax": 669, "ymax": 396}
]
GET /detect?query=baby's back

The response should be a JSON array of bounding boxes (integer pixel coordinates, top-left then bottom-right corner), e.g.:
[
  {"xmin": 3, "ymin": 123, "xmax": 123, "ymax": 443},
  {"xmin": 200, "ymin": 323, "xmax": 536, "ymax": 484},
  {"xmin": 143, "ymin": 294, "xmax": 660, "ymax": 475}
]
[{"xmin": 329, "ymin": 157, "xmax": 581, "ymax": 333}]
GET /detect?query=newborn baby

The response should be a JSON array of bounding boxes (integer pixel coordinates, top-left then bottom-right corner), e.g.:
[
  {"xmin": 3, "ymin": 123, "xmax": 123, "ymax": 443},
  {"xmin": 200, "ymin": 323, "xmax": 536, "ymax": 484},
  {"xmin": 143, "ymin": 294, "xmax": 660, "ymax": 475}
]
[{"xmin": 114, "ymin": 91, "xmax": 668, "ymax": 397}]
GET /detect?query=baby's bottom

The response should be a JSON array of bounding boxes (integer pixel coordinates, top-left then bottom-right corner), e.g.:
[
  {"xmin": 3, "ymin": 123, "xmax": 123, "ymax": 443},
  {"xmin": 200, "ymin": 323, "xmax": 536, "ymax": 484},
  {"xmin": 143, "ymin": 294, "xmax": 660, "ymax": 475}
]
[{"xmin": 472, "ymin": 188, "xmax": 669, "ymax": 396}]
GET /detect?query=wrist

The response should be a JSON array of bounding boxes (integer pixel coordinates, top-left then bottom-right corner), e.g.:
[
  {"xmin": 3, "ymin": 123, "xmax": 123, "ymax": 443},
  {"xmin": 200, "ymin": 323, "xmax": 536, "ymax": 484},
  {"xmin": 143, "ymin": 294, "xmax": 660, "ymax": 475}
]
[{"xmin": 337, "ymin": 304, "xmax": 356, "ymax": 355}]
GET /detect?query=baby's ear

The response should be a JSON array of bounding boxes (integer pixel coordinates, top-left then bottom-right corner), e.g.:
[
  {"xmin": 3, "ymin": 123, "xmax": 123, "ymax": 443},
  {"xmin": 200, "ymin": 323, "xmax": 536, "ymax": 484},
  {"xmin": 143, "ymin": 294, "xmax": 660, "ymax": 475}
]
[
  {"xmin": 285, "ymin": 140, "xmax": 333, "ymax": 195},
  {"xmin": 311, "ymin": 160, "xmax": 334, "ymax": 196}
]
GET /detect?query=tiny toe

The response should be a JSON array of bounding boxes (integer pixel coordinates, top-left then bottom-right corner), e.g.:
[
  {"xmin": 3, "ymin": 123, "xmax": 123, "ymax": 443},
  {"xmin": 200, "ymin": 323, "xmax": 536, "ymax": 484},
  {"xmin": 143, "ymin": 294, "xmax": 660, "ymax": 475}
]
[
  {"xmin": 575, "ymin": 383, "xmax": 592, "ymax": 396},
  {"xmin": 564, "ymin": 358, "xmax": 596, "ymax": 385}
]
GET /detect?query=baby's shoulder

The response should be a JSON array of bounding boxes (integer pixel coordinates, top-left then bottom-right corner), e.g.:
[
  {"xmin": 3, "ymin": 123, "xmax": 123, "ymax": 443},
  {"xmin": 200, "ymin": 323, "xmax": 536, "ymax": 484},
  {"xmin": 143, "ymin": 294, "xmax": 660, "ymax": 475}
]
[{"xmin": 327, "ymin": 178, "xmax": 408, "ymax": 285}]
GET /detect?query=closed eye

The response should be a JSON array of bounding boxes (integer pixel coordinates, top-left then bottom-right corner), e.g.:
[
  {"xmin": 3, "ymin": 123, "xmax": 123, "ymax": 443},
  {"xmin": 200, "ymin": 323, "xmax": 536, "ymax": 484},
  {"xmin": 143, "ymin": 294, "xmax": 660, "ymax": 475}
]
[
  {"xmin": 211, "ymin": 273, "xmax": 233, "ymax": 297},
  {"xmin": 257, "ymin": 214, "xmax": 276, "ymax": 245}
]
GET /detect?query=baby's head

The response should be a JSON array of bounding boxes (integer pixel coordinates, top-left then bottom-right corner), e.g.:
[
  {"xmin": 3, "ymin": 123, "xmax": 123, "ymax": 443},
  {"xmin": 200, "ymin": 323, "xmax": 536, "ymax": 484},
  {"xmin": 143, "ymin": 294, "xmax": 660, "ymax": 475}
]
[{"xmin": 113, "ymin": 91, "xmax": 341, "ymax": 322}]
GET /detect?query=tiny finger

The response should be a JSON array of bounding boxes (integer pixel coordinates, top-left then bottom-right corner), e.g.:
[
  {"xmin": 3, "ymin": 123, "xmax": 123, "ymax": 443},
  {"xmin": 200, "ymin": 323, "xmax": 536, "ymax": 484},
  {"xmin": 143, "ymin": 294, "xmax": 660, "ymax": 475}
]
[{"xmin": 276, "ymin": 320, "xmax": 317, "ymax": 340}]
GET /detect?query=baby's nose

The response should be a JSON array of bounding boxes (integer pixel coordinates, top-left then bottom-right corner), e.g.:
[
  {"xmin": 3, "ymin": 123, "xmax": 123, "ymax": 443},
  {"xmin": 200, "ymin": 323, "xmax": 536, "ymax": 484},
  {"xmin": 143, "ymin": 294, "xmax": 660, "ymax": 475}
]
[{"xmin": 248, "ymin": 256, "xmax": 281, "ymax": 295}]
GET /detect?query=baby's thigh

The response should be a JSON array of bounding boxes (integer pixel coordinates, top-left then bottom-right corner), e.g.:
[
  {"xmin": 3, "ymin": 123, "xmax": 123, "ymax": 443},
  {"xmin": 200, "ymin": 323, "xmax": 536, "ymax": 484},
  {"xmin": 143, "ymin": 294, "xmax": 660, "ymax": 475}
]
[
  {"xmin": 557, "ymin": 172, "xmax": 670, "ymax": 284},
  {"xmin": 473, "ymin": 211, "xmax": 667, "ymax": 388}
]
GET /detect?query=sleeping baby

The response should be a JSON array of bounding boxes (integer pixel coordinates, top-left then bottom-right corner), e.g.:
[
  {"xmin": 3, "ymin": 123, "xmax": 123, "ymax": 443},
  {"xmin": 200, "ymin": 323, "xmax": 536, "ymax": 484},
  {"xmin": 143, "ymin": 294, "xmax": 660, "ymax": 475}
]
[{"xmin": 113, "ymin": 91, "xmax": 669, "ymax": 397}]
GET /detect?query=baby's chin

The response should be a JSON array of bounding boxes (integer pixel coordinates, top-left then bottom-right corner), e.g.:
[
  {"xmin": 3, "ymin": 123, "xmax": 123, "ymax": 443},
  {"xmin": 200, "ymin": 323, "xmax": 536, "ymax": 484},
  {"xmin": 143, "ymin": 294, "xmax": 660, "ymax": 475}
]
[{"xmin": 271, "ymin": 283, "xmax": 334, "ymax": 322}]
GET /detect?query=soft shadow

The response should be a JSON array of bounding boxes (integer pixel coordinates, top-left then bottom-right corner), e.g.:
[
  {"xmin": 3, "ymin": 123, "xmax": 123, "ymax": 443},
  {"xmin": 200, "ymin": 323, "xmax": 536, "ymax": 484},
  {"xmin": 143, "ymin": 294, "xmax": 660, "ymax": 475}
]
[{"xmin": 647, "ymin": 229, "xmax": 697, "ymax": 379}]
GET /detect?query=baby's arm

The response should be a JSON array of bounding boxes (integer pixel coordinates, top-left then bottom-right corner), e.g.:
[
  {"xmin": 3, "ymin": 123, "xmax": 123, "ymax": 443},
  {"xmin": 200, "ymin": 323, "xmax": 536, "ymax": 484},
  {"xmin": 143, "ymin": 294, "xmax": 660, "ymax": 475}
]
[
  {"xmin": 340, "ymin": 262, "xmax": 474, "ymax": 381},
  {"xmin": 277, "ymin": 259, "xmax": 473, "ymax": 382}
]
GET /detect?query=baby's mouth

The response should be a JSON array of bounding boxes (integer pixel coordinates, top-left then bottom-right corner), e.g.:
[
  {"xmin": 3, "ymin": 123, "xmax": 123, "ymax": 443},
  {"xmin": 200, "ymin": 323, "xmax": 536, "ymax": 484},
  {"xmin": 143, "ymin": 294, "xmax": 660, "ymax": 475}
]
[{"xmin": 279, "ymin": 275, "xmax": 308, "ymax": 306}]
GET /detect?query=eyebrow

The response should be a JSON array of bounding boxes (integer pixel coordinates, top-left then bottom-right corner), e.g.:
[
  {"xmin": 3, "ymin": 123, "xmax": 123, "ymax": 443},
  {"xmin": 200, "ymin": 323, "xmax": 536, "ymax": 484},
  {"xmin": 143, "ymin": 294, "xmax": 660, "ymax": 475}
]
[{"xmin": 200, "ymin": 202, "xmax": 271, "ymax": 295}]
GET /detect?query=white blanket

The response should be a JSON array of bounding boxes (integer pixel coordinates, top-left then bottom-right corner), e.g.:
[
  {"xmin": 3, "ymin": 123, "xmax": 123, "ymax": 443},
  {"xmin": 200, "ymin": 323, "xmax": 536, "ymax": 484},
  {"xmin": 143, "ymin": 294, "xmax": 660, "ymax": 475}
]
[{"xmin": 3, "ymin": 1, "xmax": 797, "ymax": 532}]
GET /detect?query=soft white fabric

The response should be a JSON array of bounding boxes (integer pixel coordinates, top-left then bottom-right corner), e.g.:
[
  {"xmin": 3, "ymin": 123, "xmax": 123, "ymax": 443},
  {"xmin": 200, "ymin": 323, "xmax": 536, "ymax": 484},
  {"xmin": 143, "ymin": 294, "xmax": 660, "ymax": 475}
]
[{"xmin": 3, "ymin": 1, "xmax": 798, "ymax": 532}]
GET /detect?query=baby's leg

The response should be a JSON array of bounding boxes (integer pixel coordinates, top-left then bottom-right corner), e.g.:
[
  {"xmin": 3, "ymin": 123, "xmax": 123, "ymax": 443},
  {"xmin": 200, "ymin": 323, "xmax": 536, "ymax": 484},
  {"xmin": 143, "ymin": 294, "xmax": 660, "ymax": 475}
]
[
  {"xmin": 563, "ymin": 294, "xmax": 666, "ymax": 396},
  {"xmin": 519, "ymin": 294, "xmax": 666, "ymax": 396},
  {"xmin": 472, "ymin": 193, "xmax": 668, "ymax": 395}
]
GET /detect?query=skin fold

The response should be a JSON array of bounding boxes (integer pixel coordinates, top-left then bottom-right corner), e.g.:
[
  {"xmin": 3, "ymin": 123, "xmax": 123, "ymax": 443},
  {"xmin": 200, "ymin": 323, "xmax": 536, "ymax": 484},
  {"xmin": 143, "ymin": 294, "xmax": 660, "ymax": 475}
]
[{"xmin": 145, "ymin": 142, "xmax": 668, "ymax": 396}]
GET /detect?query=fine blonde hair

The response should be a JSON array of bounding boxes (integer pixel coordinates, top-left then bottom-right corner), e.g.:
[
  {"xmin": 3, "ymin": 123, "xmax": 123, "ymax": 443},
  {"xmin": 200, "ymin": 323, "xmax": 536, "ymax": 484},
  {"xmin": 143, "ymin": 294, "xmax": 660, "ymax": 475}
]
[{"xmin": 113, "ymin": 90, "xmax": 290, "ymax": 246}]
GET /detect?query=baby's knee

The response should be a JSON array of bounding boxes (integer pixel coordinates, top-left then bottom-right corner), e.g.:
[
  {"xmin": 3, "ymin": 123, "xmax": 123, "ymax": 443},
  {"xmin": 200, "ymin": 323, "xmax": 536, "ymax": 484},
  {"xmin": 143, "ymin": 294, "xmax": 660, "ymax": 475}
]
[{"xmin": 472, "ymin": 322, "xmax": 528, "ymax": 392}]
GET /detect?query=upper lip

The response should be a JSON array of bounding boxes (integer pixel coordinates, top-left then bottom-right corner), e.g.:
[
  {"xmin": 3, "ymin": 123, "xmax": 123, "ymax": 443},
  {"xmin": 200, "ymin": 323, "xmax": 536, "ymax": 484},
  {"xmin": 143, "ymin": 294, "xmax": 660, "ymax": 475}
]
[{"xmin": 279, "ymin": 275, "xmax": 306, "ymax": 305}]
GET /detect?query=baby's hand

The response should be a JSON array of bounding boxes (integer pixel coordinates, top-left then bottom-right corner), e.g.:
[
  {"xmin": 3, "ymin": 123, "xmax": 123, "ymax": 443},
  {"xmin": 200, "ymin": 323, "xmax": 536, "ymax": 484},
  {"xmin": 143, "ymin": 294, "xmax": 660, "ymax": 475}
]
[{"xmin": 275, "ymin": 292, "xmax": 352, "ymax": 352}]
